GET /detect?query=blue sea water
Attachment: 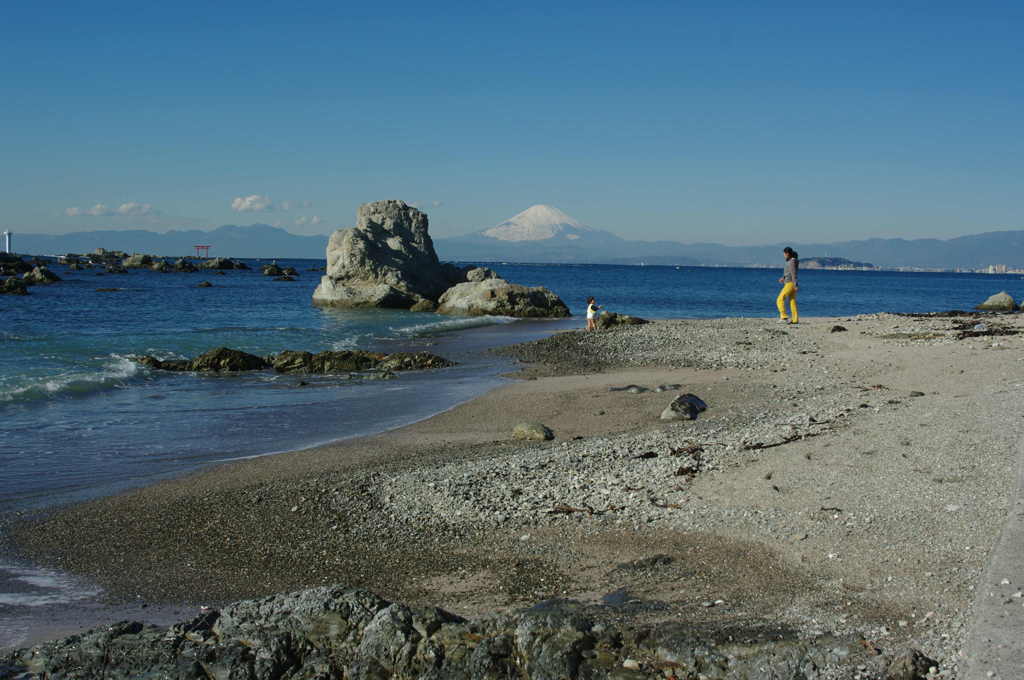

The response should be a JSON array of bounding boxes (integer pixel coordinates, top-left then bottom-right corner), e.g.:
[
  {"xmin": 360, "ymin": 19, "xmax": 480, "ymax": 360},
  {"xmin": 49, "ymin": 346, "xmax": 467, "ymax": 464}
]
[
  {"xmin": 3, "ymin": 260, "xmax": 1022, "ymax": 516},
  {"xmin": 2, "ymin": 258, "xmax": 1023, "ymax": 649}
]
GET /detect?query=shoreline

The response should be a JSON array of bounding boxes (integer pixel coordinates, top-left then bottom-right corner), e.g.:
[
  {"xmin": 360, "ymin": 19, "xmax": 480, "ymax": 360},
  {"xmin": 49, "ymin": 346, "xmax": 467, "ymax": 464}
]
[{"xmin": 6, "ymin": 312, "xmax": 1024, "ymax": 676}]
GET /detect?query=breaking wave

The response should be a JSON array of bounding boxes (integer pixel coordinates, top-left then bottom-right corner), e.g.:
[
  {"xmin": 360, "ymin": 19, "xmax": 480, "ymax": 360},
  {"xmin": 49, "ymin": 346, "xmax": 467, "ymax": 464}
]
[
  {"xmin": 0, "ymin": 355, "xmax": 144, "ymax": 404},
  {"xmin": 392, "ymin": 315, "xmax": 518, "ymax": 337}
]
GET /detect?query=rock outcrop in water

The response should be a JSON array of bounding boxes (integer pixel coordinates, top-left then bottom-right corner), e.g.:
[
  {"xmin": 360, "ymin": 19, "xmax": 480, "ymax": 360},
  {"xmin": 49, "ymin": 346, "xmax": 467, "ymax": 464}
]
[
  {"xmin": 0, "ymin": 585, "xmax": 909, "ymax": 679},
  {"xmin": 22, "ymin": 266, "xmax": 61, "ymax": 285},
  {"xmin": 312, "ymin": 200, "xmax": 569, "ymax": 317},
  {"xmin": 136, "ymin": 347, "xmax": 455, "ymax": 374},
  {"xmin": 437, "ymin": 278, "xmax": 571, "ymax": 318},
  {"xmin": 312, "ymin": 200, "xmax": 463, "ymax": 309},
  {"xmin": 1, "ymin": 277, "xmax": 29, "ymax": 295}
]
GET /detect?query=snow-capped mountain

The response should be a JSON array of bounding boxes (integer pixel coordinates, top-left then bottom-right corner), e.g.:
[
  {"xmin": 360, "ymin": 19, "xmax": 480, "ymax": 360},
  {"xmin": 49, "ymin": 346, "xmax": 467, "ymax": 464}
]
[
  {"xmin": 435, "ymin": 205, "xmax": 698, "ymax": 264},
  {"xmin": 482, "ymin": 205, "xmax": 594, "ymax": 242}
]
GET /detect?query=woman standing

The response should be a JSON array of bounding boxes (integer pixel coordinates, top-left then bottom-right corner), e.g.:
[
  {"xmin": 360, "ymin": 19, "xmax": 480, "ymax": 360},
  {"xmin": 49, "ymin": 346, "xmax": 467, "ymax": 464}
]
[{"xmin": 776, "ymin": 247, "xmax": 799, "ymax": 324}]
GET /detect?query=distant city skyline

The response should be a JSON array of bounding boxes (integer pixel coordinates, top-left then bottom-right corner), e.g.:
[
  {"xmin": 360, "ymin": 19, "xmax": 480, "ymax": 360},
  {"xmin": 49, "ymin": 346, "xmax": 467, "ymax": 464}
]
[{"xmin": 3, "ymin": 2, "xmax": 1021, "ymax": 245}]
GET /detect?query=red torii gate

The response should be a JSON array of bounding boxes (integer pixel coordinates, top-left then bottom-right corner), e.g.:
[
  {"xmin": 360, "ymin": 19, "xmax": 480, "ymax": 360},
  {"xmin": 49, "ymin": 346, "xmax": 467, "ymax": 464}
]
[{"xmin": 194, "ymin": 245, "xmax": 211, "ymax": 258}]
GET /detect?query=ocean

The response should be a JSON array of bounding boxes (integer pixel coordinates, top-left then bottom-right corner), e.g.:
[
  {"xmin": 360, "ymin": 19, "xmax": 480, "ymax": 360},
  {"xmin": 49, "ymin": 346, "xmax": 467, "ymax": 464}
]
[{"xmin": 1, "ymin": 257, "xmax": 1022, "ymax": 648}]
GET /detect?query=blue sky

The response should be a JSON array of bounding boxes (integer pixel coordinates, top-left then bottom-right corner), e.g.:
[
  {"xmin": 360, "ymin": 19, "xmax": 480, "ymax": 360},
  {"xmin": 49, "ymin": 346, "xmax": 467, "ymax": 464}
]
[{"xmin": 3, "ymin": 1, "xmax": 1022, "ymax": 244}]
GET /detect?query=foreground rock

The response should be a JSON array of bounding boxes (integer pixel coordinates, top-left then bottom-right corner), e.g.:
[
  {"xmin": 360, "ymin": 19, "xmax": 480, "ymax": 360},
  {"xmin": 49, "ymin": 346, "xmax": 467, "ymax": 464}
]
[
  {"xmin": 313, "ymin": 200, "xmax": 568, "ymax": 317},
  {"xmin": 976, "ymin": 291, "xmax": 1017, "ymax": 311},
  {"xmin": 2, "ymin": 585, "xmax": 883, "ymax": 680},
  {"xmin": 437, "ymin": 278, "xmax": 571, "ymax": 318},
  {"xmin": 137, "ymin": 348, "xmax": 454, "ymax": 373}
]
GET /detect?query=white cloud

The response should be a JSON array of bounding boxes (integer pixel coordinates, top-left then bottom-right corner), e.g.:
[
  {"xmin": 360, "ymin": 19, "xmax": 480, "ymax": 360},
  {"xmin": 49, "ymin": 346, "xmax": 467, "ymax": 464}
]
[
  {"xmin": 294, "ymin": 215, "xmax": 322, "ymax": 226},
  {"xmin": 432, "ymin": 200, "xmax": 444, "ymax": 207},
  {"xmin": 65, "ymin": 203, "xmax": 114, "ymax": 217},
  {"xmin": 117, "ymin": 202, "xmax": 157, "ymax": 216},
  {"xmin": 231, "ymin": 194, "xmax": 274, "ymax": 212}
]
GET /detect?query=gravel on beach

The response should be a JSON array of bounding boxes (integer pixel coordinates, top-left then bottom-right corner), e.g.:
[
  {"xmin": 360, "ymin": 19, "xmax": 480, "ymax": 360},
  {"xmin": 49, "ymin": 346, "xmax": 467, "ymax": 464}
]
[{"xmin": 8, "ymin": 312, "xmax": 1024, "ymax": 678}]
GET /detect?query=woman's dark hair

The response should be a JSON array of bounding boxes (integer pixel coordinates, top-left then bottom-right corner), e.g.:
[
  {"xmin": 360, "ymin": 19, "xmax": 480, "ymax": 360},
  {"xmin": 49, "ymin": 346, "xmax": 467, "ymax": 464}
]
[
  {"xmin": 783, "ymin": 246, "xmax": 798, "ymax": 259},
  {"xmin": 587, "ymin": 296, "xmax": 595, "ymax": 303}
]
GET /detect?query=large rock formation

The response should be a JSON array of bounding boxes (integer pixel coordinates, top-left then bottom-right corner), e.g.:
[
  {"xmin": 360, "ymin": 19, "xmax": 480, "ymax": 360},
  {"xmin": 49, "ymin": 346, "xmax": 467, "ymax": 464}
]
[
  {"xmin": 2, "ymin": 585, "xmax": 881, "ymax": 679},
  {"xmin": 436, "ymin": 278, "xmax": 571, "ymax": 318},
  {"xmin": 312, "ymin": 200, "xmax": 569, "ymax": 317},
  {"xmin": 313, "ymin": 200, "xmax": 462, "ymax": 309}
]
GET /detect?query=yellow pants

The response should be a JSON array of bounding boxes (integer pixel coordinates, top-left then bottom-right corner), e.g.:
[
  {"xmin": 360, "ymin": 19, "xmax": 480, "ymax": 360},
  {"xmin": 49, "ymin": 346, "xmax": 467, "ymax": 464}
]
[{"xmin": 776, "ymin": 282, "xmax": 798, "ymax": 322}]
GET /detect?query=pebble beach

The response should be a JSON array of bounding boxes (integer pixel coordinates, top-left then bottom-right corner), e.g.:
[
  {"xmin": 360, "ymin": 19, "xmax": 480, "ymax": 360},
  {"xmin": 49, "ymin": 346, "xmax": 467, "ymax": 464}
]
[{"xmin": 8, "ymin": 312, "xmax": 1024, "ymax": 678}]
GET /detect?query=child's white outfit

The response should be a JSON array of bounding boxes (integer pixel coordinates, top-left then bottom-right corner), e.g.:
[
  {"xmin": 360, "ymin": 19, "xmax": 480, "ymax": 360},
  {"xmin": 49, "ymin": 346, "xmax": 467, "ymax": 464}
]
[{"xmin": 586, "ymin": 303, "xmax": 598, "ymax": 319}]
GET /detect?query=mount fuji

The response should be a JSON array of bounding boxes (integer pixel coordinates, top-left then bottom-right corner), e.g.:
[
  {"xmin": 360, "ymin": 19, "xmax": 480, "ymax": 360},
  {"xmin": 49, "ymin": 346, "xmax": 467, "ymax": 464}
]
[{"xmin": 435, "ymin": 205, "xmax": 697, "ymax": 264}]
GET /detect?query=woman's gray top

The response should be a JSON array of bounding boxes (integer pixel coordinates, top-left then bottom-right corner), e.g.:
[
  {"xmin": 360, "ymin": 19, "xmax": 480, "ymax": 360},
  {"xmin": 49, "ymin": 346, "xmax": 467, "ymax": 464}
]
[{"xmin": 783, "ymin": 258, "xmax": 798, "ymax": 284}]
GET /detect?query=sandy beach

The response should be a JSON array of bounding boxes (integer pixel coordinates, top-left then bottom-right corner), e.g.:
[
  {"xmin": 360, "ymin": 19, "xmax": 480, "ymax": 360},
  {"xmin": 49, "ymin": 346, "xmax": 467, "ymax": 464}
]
[{"xmin": 8, "ymin": 312, "xmax": 1024, "ymax": 677}]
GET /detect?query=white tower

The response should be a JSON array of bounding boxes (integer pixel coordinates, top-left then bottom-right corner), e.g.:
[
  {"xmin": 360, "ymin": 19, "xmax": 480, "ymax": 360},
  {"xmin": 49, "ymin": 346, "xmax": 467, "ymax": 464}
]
[{"xmin": 1, "ymin": 231, "xmax": 9, "ymax": 253}]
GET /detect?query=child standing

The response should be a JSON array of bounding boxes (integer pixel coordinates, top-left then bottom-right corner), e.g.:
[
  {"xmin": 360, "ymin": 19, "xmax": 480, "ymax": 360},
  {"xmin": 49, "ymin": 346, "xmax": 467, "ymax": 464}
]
[{"xmin": 586, "ymin": 296, "xmax": 601, "ymax": 331}]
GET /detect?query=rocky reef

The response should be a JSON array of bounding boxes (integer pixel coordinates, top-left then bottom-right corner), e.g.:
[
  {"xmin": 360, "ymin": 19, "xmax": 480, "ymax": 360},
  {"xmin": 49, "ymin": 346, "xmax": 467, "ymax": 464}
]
[
  {"xmin": 312, "ymin": 200, "xmax": 569, "ymax": 318},
  {"xmin": 135, "ymin": 347, "xmax": 455, "ymax": 374},
  {"xmin": 2, "ymin": 585, "xmax": 905, "ymax": 679}
]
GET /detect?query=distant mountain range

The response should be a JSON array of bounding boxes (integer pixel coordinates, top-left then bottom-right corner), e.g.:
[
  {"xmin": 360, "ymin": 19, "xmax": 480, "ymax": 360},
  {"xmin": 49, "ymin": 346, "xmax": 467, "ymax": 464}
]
[{"xmin": 11, "ymin": 206, "xmax": 1024, "ymax": 270}]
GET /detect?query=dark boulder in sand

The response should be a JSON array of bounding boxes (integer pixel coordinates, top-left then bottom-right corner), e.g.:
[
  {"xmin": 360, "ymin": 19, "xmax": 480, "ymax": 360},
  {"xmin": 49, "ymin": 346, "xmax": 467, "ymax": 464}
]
[
  {"xmin": 660, "ymin": 393, "xmax": 708, "ymax": 421},
  {"xmin": 596, "ymin": 311, "xmax": 648, "ymax": 329}
]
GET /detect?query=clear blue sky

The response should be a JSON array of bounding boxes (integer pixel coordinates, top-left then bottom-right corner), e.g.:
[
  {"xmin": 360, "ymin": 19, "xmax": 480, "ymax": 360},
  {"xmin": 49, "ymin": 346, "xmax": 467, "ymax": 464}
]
[{"xmin": 3, "ymin": 1, "xmax": 1021, "ymax": 244}]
